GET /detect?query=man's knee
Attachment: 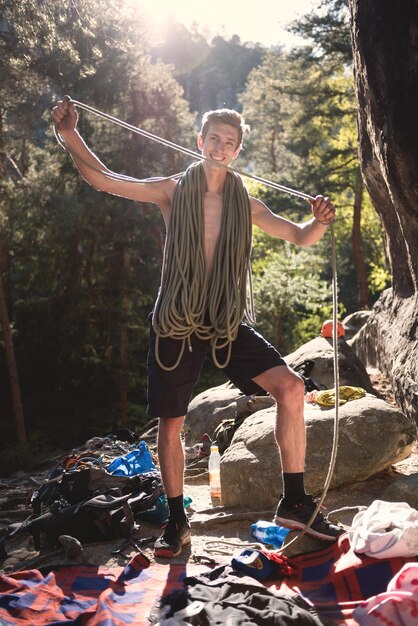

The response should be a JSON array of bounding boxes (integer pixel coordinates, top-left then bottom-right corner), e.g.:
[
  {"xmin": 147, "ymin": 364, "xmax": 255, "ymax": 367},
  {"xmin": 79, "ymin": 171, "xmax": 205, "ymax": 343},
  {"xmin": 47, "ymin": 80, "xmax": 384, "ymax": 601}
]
[
  {"xmin": 157, "ymin": 416, "xmax": 185, "ymax": 443},
  {"xmin": 270, "ymin": 368, "xmax": 304, "ymax": 403}
]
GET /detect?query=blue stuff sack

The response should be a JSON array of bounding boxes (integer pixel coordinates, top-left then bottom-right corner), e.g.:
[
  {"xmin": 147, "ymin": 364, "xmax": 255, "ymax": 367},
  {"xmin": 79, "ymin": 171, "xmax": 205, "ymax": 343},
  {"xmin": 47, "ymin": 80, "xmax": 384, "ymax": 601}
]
[{"xmin": 106, "ymin": 441, "xmax": 158, "ymax": 476}]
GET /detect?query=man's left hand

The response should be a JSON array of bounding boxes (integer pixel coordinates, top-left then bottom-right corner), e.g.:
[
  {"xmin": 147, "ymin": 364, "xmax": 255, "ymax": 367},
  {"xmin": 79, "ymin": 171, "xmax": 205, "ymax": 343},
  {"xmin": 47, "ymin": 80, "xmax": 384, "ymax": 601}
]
[{"xmin": 310, "ymin": 195, "xmax": 336, "ymax": 225}]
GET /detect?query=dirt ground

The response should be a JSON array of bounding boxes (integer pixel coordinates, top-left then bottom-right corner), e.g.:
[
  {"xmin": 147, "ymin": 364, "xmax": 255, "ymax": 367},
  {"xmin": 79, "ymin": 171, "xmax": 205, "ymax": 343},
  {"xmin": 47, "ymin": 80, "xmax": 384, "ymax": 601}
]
[
  {"xmin": 2, "ymin": 443, "xmax": 417, "ymax": 575},
  {"xmin": 1, "ymin": 371, "xmax": 417, "ymax": 574}
]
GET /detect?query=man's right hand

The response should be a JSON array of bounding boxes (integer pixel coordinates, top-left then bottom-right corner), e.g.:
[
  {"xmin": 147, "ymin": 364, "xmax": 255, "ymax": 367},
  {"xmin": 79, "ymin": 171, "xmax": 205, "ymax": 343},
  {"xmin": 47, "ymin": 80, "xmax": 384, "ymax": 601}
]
[{"xmin": 52, "ymin": 95, "xmax": 78, "ymax": 135}]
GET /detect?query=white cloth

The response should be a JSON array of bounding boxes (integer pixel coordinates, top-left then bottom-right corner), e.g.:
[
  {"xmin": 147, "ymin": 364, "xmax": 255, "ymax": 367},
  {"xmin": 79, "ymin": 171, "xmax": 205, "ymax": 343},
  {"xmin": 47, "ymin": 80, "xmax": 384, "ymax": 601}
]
[
  {"xmin": 353, "ymin": 562, "xmax": 418, "ymax": 625},
  {"xmin": 153, "ymin": 601, "xmax": 205, "ymax": 625},
  {"xmin": 348, "ymin": 500, "xmax": 418, "ymax": 559}
]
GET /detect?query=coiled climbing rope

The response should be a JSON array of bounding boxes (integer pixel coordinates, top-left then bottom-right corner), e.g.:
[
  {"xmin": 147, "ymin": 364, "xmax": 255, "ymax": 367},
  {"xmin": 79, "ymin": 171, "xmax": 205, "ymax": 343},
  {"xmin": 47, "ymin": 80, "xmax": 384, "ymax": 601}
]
[{"xmin": 152, "ymin": 161, "xmax": 254, "ymax": 370}]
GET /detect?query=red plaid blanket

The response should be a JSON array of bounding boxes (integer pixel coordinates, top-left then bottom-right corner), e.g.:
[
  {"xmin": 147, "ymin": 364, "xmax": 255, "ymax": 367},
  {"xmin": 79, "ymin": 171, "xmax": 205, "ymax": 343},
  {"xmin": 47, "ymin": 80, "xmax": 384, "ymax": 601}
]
[
  {"xmin": 278, "ymin": 534, "xmax": 418, "ymax": 624},
  {"xmin": 0, "ymin": 555, "xmax": 203, "ymax": 625}
]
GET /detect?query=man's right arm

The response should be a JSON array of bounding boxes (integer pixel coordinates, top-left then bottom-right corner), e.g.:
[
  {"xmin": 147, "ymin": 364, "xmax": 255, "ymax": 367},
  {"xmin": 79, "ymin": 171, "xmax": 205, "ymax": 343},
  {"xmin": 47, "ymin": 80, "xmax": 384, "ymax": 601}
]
[{"xmin": 52, "ymin": 97, "xmax": 173, "ymax": 211}]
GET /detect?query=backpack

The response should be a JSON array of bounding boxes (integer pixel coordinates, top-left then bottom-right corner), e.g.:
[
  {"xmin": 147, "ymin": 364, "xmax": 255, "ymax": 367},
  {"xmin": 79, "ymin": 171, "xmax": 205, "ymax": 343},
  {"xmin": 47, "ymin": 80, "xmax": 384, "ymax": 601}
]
[
  {"xmin": 1, "ymin": 464, "xmax": 162, "ymax": 560},
  {"xmin": 293, "ymin": 359, "xmax": 325, "ymax": 392},
  {"xmin": 214, "ymin": 413, "xmax": 248, "ymax": 454}
]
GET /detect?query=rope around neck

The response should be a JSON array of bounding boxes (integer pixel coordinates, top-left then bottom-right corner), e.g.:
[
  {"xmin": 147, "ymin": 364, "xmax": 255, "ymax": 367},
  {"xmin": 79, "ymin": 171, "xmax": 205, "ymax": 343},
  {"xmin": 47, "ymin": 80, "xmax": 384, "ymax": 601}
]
[
  {"xmin": 54, "ymin": 98, "xmax": 341, "ymax": 546},
  {"xmin": 152, "ymin": 161, "xmax": 254, "ymax": 370}
]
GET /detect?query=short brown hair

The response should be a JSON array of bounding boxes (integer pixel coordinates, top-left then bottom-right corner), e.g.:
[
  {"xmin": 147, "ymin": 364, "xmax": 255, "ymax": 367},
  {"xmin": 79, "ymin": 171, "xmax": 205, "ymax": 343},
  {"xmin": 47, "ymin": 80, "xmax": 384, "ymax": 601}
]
[{"xmin": 200, "ymin": 109, "xmax": 250, "ymax": 148}]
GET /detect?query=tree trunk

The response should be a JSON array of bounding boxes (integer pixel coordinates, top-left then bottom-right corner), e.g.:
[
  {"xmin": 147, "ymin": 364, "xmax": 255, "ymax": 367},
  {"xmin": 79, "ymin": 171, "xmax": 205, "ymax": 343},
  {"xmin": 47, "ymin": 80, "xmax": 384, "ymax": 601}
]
[
  {"xmin": 118, "ymin": 246, "xmax": 131, "ymax": 427},
  {"xmin": 0, "ymin": 276, "xmax": 27, "ymax": 444},
  {"xmin": 0, "ymin": 110, "xmax": 27, "ymax": 444},
  {"xmin": 351, "ymin": 170, "xmax": 370, "ymax": 309},
  {"xmin": 349, "ymin": 0, "xmax": 418, "ymax": 425}
]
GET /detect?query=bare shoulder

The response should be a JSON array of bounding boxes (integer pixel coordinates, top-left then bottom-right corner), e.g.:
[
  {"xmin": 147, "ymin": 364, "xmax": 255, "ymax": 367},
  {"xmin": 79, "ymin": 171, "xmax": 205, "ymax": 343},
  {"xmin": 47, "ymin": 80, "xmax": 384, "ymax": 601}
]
[
  {"xmin": 131, "ymin": 175, "xmax": 176, "ymax": 205},
  {"xmin": 95, "ymin": 173, "xmax": 177, "ymax": 224}
]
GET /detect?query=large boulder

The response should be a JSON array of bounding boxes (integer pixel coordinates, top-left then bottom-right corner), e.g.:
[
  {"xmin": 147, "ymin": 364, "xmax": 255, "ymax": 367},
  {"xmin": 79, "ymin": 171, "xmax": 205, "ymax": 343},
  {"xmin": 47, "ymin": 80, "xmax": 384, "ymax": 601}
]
[
  {"xmin": 186, "ymin": 334, "xmax": 374, "ymax": 447},
  {"xmin": 349, "ymin": 2, "xmax": 418, "ymax": 429},
  {"xmin": 184, "ymin": 384, "xmax": 274, "ymax": 445},
  {"xmin": 220, "ymin": 395, "xmax": 416, "ymax": 510},
  {"xmin": 285, "ymin": 336, "xmax": 374, "ymax": 392}
]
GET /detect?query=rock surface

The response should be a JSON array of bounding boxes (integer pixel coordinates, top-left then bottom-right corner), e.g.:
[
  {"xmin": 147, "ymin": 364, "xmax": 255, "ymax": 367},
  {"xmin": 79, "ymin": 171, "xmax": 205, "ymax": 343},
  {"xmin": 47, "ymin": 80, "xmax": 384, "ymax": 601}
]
[
  {"xmin": 221, "ymin": 394, "xmax": 416, "ymax": 510},
  {"xmin": 383, "ymin": 473, "xmax": 418, "ymax": 509},
  {"xmin": 284, "ymin": 336, "xmax": 374, "ymax": 392},
  {"xmin": 350, "ymin": 2, "xmax": 418, "ymax": 427},
  {"xmin": 185, "ymin": 385, "xmax": 274, "ymax": 446},
  {"xmin": 186, "ymin": 334, "xmax": 375, "ymax": 447},
  {"xmin": 350, "ymin": 290, "xmax": 418, "ymax": 428},
  {"xmin": 1, "ymin": 384, "xmax": 417, "ymax": 574},
  {"xmin": 342, "ymin": 310, "xmax": 371, "ymax": 340}
]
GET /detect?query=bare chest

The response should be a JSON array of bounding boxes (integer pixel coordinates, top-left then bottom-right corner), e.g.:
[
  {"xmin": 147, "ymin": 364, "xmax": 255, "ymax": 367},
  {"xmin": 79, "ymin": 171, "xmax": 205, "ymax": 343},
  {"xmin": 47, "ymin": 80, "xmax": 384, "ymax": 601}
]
[{"xmin": 203, "ymin": 192, "xmax": 223, "ymax": 271}]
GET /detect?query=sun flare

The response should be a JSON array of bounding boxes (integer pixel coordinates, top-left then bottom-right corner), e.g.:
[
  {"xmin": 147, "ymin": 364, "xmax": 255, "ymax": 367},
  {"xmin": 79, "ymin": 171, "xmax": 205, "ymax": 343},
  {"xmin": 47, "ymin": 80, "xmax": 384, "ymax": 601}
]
[{"xmin": 129, "ymin": 0, "xmax": 318, "ymax": 47}]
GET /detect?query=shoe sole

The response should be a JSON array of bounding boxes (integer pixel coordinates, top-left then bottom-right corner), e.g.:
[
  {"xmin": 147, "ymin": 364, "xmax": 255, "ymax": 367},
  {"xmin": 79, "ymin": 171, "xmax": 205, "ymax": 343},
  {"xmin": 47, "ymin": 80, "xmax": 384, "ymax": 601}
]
[
  {"xmin": 274, "ymin": 515, "xmax": 342, "ymax": 541},
  {"xmin": 154, "ymin": 534, "xmax": 191, "ymax": 558}
]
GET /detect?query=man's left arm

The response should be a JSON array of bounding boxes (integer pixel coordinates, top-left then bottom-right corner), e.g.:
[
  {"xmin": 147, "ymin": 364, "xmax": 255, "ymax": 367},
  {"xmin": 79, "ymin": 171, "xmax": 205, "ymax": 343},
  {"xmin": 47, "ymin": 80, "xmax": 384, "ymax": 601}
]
[{"xmin": 251, "ymin": 195, "xmax": 336, "ymax": 247}]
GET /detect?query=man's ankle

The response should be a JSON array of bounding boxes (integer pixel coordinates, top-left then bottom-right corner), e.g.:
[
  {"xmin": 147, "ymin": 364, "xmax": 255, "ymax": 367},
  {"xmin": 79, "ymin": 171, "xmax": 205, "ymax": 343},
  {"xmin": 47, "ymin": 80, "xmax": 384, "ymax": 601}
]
[
  {"xmin": 167, "ymin": 495, "xmax": 187, "ymax": 524},
  {"xmin": 282, "ymin": 472, "xmax": 306, "ymax": 505}
]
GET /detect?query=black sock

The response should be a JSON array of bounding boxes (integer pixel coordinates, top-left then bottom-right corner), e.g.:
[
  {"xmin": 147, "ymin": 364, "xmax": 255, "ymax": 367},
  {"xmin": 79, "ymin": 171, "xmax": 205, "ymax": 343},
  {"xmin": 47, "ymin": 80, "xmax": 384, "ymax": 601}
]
[
  {"xmin": 167, "ymin": 495, "xmax": 187, "ymax": 523},
  {"xmin": 282, "ymin": 472, "xmax": 306, "ymax": 504}
]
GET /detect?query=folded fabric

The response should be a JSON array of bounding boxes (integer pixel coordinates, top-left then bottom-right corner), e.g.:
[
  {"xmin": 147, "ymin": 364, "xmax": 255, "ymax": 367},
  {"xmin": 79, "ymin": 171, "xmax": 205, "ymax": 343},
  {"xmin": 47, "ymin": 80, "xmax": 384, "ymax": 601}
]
[
  {"xmin": 349, "ymin": 500, "xmax": 418, "ymax": 558},
  {"xmin": 353, "ymin": 562, "xmax": 418, "ymax": 625},
  {"xmin": 315, "ymin": 386, "xmax": 366, "ymax": 407}
]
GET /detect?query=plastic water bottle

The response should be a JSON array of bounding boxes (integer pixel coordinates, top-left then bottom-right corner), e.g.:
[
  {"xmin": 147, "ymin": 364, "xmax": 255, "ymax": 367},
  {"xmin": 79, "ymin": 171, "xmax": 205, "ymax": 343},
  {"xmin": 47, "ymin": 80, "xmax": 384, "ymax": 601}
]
[
  {"xmin": 208, "ymin": 444, "xmax": 222, "ymax": 500},
  {"xmin": 251, "ymin": 521, "xmax": 290, "ymax": 548}
]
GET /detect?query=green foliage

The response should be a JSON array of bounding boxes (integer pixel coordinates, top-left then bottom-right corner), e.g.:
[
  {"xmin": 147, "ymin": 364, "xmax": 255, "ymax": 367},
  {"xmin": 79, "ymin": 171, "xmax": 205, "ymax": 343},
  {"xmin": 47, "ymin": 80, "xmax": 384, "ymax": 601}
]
[
  {"xmin": 0, "ymin": 0, "xmax": 393, "ymax": 449},
  {"xmin": 252, "ymin": 236, "xmax": 334, "ymax": 354},
  {"xmin": 0, "ymin": 0, "xmax": 195, "ymax": 445},
  {"xmin": 9, "ymin": 145, "xmax": 165, "ymax": 441},
  {"xmin": 289, "ymin": 0, "xmax": 351, "ymax": 66},
  {"xmin": 152, "ymin": 23, "xmax": 265, "ymax": 117},
  {"xmin": 240, "ymin": 13, "xmax": 388, "ymax": 316}
]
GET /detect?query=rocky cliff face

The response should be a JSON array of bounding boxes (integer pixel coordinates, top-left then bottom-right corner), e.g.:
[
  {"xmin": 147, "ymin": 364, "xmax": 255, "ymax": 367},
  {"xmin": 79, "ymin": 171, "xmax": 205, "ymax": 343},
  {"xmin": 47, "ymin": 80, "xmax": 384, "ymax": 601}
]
[
  {"xmin": 349, "ymin": 0, "xmax": 418, "ymax": 427},
  {"xmin": 352, "ymin": 289, "xmax": 418, "ymax": 426}
]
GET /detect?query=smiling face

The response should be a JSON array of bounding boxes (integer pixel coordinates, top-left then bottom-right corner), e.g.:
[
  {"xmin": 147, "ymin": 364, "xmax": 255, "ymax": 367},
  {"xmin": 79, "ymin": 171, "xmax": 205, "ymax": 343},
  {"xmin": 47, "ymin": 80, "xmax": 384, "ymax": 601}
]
[{"xmin": 197, "ymin": 121, "xmax": 241, "ymax": 168}]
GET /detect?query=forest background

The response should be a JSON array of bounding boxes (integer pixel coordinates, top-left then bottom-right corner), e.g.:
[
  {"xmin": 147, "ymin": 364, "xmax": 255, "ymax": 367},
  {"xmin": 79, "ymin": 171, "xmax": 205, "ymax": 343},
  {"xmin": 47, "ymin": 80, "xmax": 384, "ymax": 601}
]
[{"xmin": 0, "ymin": 0, "xmax": 390, "ymax": 472}]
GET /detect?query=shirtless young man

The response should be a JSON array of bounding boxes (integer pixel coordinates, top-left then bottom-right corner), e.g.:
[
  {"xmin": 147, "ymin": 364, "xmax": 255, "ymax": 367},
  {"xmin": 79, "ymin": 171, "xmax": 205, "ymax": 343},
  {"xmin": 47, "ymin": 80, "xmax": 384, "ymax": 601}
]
[{"xmin": 52, "ymin": 97, "xmax": 343, "ymax": 558}]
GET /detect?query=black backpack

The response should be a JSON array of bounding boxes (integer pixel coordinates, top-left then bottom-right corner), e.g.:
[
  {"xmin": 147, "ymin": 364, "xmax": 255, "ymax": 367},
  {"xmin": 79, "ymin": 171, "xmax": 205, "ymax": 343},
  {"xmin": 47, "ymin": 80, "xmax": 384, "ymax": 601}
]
[{"xmin": 1, "ymin": 466, "xmax": 162, "ymax": 560}]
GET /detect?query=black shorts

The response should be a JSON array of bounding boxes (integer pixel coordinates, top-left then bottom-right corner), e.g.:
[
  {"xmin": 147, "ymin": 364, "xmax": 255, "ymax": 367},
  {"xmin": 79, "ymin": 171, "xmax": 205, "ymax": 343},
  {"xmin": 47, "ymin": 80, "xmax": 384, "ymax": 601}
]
[{"xmin": 147, "ymin": 321, "xmax": 285, "ymax": 418}]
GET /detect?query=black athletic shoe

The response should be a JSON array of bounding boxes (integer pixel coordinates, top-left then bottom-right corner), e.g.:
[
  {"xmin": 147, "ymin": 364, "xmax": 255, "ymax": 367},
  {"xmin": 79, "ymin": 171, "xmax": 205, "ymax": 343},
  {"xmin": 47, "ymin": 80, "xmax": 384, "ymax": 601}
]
[
  {"xmin": 274, "ymin": 494, "xmax": 345, "ymax": 541},
  {"xmin": 154, "ymin": 518, "xmax": 191, "ymax": 558}
]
